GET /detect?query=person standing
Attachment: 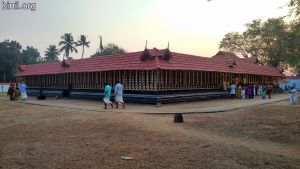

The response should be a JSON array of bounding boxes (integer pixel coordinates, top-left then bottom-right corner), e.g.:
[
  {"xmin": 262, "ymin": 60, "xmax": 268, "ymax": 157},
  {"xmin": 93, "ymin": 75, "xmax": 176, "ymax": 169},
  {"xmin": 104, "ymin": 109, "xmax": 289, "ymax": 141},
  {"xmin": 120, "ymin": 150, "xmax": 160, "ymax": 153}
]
[
  {"xmin": 241, "ymin": 86, "xmax": 246, "ymax": 99},
  {"xmin": 246, "ymin": 84, "xmax": 253, "ymax": 99},
  {"xmin": 237, "ymin": 84, "xmax": 242, "ymax": 99},
  {"xmin": 229, "ymin": 82, "xmax": 236, "ymax": 99},
  {"xmin": 14, "ymin": 83, "xmax": 20, "ymax": 100},
  {"xmin": 290, "ymin": 87, "xmax": 297, "ymax": 105},
  {"xmin": 114, "ymin": 81, "xmax": 125, "ymax": 109},
  {"xmin": 267, "ymin": 83, "xmax": 273, "ymax": 99},
  {"xmin": 255, "ymin": 83, "xmax": 259, "ymax": 95},
  {"xmin": 258, "ymin": 84, "xmax": 262, "ymax": 96},
  {"xmin": 245, "ymin": 84, "xmax": 249, "ymax": 99},
  {"xmin": 103, "ymin": 82, "xmax": 113, "ymax": 109},
  {"xmin": 262, "ymin": 84, "xmax": 267, "ymax": 99},
  {"xmin": 19, "ymin": 82, "xmax": 28, "ymax": 100},
  {"xmin": 251, "ymin": 84, "xmax": 254, "ymax": 99},
  {"xmin": 7, "ymin": 83, "xmax": 14, "ymax": 100}
]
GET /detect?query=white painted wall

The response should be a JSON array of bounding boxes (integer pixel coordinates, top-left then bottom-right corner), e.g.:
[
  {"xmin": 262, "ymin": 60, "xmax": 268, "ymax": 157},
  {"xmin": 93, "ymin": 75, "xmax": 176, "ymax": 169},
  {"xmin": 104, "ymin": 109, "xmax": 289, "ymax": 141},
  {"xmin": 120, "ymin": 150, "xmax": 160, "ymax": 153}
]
[{"xmin": 0, "ymin": 84, "xmax": 9, "ymax": 93}]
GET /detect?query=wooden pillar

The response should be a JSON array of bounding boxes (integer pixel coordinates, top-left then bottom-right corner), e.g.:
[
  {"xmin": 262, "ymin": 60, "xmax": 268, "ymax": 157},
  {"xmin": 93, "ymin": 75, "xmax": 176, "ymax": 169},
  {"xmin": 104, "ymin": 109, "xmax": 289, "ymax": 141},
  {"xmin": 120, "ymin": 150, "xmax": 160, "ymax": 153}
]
[{"xmin": 128, "ymin": 70, "xmax": 131, "ymax": 90}]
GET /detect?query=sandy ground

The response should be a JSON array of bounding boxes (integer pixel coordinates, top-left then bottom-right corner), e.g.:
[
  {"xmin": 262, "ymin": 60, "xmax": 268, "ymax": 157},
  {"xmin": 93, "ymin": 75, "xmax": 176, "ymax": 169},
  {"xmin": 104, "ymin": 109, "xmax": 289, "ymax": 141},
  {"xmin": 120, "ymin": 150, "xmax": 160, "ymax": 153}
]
[
  {"xmin": 0, "ymin": 97, "xmax": 299, "ymax": 169},
  {"xmin": 0, "ymin": 93, "xmax": 290, "ymax": 113}
]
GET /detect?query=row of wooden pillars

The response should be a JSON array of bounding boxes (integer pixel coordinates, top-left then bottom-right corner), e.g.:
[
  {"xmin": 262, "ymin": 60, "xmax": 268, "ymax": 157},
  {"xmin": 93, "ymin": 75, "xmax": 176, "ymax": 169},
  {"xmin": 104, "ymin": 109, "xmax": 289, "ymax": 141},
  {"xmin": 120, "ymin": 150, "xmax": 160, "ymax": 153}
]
[{"xmin": 17, "ymin": 69, "xmax": 274, "ymax": 91}]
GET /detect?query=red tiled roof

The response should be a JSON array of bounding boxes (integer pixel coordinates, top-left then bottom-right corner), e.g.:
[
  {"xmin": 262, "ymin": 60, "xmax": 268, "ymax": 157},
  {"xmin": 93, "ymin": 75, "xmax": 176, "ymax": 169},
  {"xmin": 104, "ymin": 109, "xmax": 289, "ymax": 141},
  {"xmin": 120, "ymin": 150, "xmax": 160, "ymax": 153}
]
[{"xmin": 16, "ymin": 48, "xmax": 285, "ymax": 77}]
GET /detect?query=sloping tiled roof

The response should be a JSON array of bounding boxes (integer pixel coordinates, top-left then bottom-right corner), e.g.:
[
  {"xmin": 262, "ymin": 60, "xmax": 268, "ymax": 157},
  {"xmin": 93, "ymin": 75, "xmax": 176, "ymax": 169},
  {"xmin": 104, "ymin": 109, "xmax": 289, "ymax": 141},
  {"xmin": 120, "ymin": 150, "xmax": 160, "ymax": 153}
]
[{"xmin": 16, "ymin": 48, "xmax": 284, "ymax": 77}]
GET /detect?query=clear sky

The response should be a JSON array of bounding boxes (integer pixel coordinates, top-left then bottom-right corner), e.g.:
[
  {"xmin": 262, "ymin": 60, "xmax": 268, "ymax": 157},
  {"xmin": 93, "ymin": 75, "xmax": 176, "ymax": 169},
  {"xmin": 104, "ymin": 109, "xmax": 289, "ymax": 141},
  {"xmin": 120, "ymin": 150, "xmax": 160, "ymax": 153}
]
[{"xmin": 0, "ymin": 0, "xmax": 290, "ymax": 59}]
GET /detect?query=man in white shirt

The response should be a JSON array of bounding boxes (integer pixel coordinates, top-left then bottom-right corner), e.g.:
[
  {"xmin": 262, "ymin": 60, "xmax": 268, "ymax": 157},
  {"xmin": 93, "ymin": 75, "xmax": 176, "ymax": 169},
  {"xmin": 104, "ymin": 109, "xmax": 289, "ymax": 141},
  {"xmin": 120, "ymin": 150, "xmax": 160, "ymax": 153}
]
[
  {"xmin": 229, "ymin": 83, "xmax": 236, "ymax": 99},
  {"xmin": 114, "ymin": 81, "xmax": 125, "ymax": 109}
]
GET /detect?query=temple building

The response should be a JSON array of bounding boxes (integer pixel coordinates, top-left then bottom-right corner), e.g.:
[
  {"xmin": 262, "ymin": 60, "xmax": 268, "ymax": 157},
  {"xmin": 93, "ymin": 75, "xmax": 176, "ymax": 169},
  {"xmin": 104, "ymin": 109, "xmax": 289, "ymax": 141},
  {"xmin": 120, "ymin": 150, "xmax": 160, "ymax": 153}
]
[{"xmin": 15, "ymin": 48, "xmax": 285, "ymax": 103}]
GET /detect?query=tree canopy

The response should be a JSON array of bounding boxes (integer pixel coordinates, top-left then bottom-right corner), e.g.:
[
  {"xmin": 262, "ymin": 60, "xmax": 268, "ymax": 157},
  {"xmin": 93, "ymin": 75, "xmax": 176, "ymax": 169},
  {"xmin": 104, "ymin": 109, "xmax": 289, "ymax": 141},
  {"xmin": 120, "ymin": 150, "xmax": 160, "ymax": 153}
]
[
  {"xmin": 219, "ymin": 16, "xmax": 300, "ymax": 74},
  {"xmin": 92, "ymin": 43, "xmax": 126, "ymax": 57},
  {"xmin": 59, "ymin": 33, "xmax": 77, "ymax": 60},
  {"xmin": 21, "ymin": 46, "xmax": 42, "ymax": 65},
  {"xmin": 44, "ymin": 45, "xmax": 60, "ymax": 62},
  {"xmin": 76, "ymin": 35, "xmax": 90, "ymax": 59},
  {"xmin": 0, "ymin": 40, "xmax": 22, "ymax": 82},
  {"xmin": 289, "ymin": 0, "xmax": 300, "ymax": 17}
]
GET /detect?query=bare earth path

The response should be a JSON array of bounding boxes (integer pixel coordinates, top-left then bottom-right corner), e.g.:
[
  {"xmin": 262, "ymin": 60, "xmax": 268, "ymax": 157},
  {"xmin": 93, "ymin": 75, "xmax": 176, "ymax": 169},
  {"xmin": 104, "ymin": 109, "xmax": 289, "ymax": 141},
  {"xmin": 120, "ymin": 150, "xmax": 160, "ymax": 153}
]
[
  {"xmin": 0, "ymin": 94, "xmax": 290, "ymax": 113},
  {"xmin": 0, "ymin": 95, "xmax": 299, "ymax": 169}
]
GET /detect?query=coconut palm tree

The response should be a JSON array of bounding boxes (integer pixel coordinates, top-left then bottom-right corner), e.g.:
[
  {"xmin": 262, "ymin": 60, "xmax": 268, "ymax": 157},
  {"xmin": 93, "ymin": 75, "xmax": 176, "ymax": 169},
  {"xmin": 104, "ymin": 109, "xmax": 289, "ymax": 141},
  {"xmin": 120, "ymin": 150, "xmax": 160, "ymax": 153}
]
[
  {"xmin": 45, "ymin": 45, "xmax": 59, "ymax": 62},
  {"xmin": 76, "ymin": 35, "xmax": 90, "ymax": 59},
  {"xmin": 59, "ymin": 33, "xmax": 77, "ymax": 60}
]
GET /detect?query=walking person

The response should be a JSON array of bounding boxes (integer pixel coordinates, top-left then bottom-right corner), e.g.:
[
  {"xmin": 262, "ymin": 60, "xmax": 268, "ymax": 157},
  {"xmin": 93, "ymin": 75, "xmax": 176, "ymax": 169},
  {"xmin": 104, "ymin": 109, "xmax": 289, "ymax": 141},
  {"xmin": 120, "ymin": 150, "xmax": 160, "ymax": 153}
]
[
  {"xmin": 114, "ymin": 81, "xmax": 125, "ymax": 109},
  {"xmin": 19, "ymin": 82, "xmax": 28, "ymax": 100},
  {"xmin": 103, "ymin": 82, "xmax": 113, "ymax": 109}
]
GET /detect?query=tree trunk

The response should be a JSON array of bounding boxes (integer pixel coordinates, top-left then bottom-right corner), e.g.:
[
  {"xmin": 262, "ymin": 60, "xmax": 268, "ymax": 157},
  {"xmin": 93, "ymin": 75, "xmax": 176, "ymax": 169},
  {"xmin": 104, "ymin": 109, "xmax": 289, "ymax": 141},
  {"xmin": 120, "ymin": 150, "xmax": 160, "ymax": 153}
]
[{"xmin": 82, "ymin": 45, "xmax": 84, "ymax": 59}]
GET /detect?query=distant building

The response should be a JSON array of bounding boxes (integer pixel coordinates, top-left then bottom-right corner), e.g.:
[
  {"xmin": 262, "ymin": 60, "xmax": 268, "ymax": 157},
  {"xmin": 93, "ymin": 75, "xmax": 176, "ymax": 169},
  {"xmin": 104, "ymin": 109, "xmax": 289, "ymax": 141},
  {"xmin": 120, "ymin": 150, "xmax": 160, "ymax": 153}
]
[
  {"xmin": 0, "ymin": 83, "xmax": 10, "ymax": 93},
  {"xmin": 15, "ymin": 48, "xmax": 285, "ymax": 103},
  {"xmin": 287, "ymin": 76, "xmax": 300, "ymax": 90}
]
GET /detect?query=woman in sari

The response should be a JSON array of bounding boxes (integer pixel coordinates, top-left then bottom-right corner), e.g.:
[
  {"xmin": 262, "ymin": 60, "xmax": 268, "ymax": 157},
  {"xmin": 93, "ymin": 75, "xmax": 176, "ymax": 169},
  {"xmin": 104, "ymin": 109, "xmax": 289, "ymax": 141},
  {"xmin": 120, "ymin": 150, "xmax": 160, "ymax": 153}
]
[{"xmin": 7, "ymin": 83, "xmax": 14, "ymax": 100}]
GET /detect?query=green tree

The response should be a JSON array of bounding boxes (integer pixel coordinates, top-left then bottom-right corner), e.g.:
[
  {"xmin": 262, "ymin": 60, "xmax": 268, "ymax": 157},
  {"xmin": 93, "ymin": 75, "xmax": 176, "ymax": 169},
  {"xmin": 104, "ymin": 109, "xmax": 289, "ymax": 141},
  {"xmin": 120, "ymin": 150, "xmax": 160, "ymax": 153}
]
[
  {"xmin": 76, "ymin": 35, "xmax": 90, "ymax": 59},
  {"xmin": 219, "ymin": 32, "xmax": 251, "ymax": 57},
  {"xmin": 220, "ymin": 18, "xmax": 291, "ymax": 68},
  {"xmin": 92, "ymin": 43, "xmax": 126, "ymax": 57},
  {"xmin": 286, "ymin": 20, "xmax": 300, "ymax": 74},
  {"xmin": 21, "ymin": 46, "xmax": 42, "ymax": 65},
  {"xmin": 288, "ymin": 0, "xmax": 300, "ymax": 74},
  {"xmin": 59, "ymin": 33, "xmax": 77, "ymax": 60},
  {"xmin": 0, "ymin": 40, "xmax": 22, "ymax": 82},
  {"xmin": 45, "ymin": 45, "xmax": 60, "ymax": 62},
  {"xmin": 289, "ymin": 0, "xmax": 300, "ymax": 17}
]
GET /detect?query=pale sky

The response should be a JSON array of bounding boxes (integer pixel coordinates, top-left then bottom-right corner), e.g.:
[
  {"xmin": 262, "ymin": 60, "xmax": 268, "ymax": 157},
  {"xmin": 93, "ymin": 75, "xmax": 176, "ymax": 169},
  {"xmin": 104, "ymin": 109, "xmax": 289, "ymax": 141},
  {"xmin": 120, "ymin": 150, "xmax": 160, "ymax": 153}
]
[{"xmin": 0, "ymin": 0, "xmax": 290, "ymax": 59}]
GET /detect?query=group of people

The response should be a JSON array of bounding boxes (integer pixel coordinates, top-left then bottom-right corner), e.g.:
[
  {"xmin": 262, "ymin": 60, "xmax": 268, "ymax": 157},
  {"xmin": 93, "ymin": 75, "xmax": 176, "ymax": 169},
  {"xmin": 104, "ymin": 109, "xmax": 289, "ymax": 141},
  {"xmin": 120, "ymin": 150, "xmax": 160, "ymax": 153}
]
[
  {"xmin": 229, "ymin": 82, "xmax": 297, "ymax": 105},
  {"xmin": 229, "ymin": 83, "xmax": 276, "ymax": 99},
  {"xmin": 103, "ymin": 81, "xmax": 125, "ymax": 109},
  {"xmin": 7, "ymin": 82, "xmax": 28, "ymax": 101},
  {"xmin": 7, "ymin": 80, "xmax": 296, "ymax": 107}
]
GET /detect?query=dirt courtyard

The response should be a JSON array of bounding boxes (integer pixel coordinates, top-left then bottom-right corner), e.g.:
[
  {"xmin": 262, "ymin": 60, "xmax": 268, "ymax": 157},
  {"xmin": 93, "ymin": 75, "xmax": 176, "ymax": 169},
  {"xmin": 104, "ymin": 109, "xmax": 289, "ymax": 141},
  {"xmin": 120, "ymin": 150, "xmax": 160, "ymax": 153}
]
[{"xmin": 0, "ymin": 98, "xmax": 299, "ymax": 169}]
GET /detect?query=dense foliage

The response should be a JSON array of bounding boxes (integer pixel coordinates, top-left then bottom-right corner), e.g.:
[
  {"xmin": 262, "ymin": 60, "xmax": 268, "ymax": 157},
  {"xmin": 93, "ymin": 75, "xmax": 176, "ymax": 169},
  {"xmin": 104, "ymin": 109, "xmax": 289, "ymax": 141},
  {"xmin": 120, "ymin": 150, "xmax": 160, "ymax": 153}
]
[
  {"xmin": 220, "ymin": 0, "xmax": 300, "ymax": 75},
  {"xmin": 92, "ymin": 43, "xmax": 126, "ymax": 57}
]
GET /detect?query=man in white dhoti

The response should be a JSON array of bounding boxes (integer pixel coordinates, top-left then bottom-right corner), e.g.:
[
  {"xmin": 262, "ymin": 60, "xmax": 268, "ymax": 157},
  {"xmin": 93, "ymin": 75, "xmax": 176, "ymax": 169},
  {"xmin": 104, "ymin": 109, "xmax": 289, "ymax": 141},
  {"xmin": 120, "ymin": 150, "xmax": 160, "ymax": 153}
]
[
  {"xmin": 103, "ymin": 83, "xmax": 113, "ymax": 109},
  {"xmin": 114, "ymin": 81, "xmax": 125, "ymax": 109},
  {"xmin": 19, "ymin": 82, "xmax": 28, "ymax": 100}
]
